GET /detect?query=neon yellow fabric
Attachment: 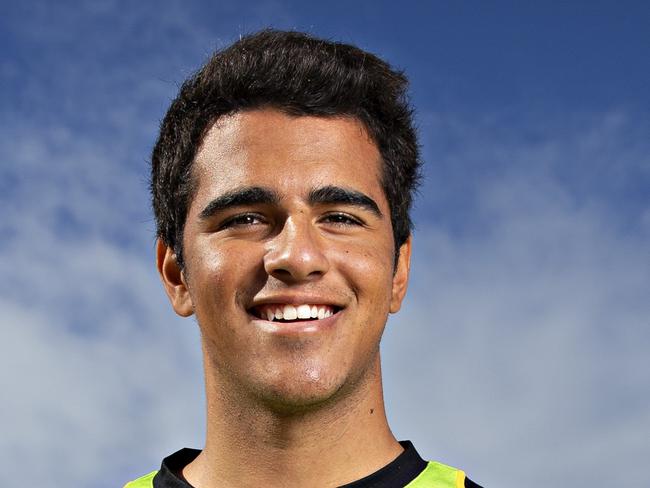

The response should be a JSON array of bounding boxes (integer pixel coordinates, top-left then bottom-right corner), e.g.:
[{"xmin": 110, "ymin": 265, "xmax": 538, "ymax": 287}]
[
  {"xmin": 123, "ymin": 470, "xmax": 156, "ymax": 488},
  {"xmin": 124, "ymin": 461, "xmax": 464, "ymax": 487},
  {"xmin": 405, "ymin": 461, "xmax": 465, "ymax": 488}
]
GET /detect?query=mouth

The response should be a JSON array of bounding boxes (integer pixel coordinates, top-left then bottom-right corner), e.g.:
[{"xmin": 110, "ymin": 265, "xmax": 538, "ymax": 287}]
[{"xmin": 249, "ymin": 303, "xmax": 342, "ymax": 322}]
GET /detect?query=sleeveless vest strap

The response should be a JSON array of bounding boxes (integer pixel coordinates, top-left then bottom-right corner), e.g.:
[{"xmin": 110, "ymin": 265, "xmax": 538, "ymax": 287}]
[
  {"xmin": 123, "ymin": 470, "xmax": 157, "ymax": 488},
  {"xmin": 405, "ymin": 460, "xmax": 465, "ymax": 488}
]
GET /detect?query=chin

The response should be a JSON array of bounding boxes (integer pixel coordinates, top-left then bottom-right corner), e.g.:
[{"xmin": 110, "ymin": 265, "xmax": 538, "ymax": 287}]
[
  {"xmin": 251, "ymin": 356, "xmax": 377, "ymax": 415},
  {"xmin": 252, "ymin": 368, "xmax": 350, "ymax": 414}
]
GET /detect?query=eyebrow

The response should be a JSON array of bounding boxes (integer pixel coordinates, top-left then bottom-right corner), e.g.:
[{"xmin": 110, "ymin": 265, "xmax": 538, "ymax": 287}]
[
  {"xmin": 308, "ymin": 185, "xmax": 383, "ymax": 218},
  {"xmin": 198, "ymin": 184, "xmax": 383, "ymax": 220},
  {"xmin": 199, "ymin": 186, "xmax": 280, "ymax": 220}
]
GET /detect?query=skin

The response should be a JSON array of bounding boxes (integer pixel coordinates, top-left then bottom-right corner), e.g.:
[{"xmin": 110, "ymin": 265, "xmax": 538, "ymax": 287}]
[{"xmin": 157, "ymin": 108, "xmax": 412, "ymax": 487}]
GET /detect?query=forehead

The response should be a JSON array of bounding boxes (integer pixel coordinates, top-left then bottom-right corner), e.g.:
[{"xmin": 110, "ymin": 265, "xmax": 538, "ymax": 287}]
[{"xmin": 190, "ymin": 109, "xmax": 385, "ymax": 207}]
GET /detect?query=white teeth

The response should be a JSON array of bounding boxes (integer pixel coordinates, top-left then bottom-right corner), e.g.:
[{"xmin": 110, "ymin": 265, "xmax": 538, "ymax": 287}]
[
  {"xmin": 297, "ymin": 304, "xmax": 312, "ymax": 319},
  {"xmin": 257, "ymin": 304, "xmax": 336, "ymax": 321},
  {"xmin": 283, "ymin": 305, "xmax": 298, "ymax": 320}
]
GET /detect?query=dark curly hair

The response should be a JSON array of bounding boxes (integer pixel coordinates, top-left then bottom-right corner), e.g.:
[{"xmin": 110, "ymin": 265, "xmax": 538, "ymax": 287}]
[{"xmin": 151, "ymin": 29, "xmax": 420, "ymax": 269}]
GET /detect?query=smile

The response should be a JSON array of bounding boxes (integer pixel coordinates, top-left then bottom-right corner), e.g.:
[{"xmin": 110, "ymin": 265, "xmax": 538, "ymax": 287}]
[{"xmin": 251, "ymin": 304, "xmax": 340, "ymax": 322}]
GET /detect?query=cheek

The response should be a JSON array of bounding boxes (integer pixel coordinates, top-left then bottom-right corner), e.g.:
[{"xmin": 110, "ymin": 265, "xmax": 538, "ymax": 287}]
[
  {"xmin": 187, "ymin": 240, "xmax": 267, "ymax": 311},
  {"xmin": 335, "ymin": 241, "xmax": 395, "ymax": 301},
  {"xmin": 188, "ymin": 246, "xmax": 228, "ymax": 288}
]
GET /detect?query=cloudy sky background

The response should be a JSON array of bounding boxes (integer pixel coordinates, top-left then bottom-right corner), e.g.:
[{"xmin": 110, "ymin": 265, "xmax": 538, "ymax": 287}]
[{"xmin": 2, "ymin": 1, "xmax": 649, "ymax": 487}]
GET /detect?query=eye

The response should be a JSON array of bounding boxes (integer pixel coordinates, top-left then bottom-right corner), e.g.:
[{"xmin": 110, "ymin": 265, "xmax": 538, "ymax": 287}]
[
  {"xmin": 219, "ymin": 213, "xmax": 266, "ymax": 230},
  {"xmin": 320, "ymin": 212, "xmax": 364, "ymax": 226}
]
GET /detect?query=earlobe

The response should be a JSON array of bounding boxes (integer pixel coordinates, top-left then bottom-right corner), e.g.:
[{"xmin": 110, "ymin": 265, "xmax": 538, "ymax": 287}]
[
  {"xmin": 389, "ymin": 235, "xmax": 411, "ymax": 314},
  {"xmin": 156, "ymin": 239, "xmax": 194, "ymax": 317}
]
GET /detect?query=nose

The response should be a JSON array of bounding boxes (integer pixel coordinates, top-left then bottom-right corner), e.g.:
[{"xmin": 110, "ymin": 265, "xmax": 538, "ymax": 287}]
[{"xmin": 264, "ymin": 217, "xmax": 330, "ymax": 283}]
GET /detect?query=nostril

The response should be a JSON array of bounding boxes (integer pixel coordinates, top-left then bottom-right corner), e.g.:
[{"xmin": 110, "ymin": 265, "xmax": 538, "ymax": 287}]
[{"xmin": 270, "ymin": 268, "xmax": 292, "ymax": 277}]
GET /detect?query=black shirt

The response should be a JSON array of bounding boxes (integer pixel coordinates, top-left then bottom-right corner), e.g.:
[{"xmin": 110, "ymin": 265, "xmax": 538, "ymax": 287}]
[{"xmin": 151, "ymin": 441, "xmax": 483, "ymax": 487}]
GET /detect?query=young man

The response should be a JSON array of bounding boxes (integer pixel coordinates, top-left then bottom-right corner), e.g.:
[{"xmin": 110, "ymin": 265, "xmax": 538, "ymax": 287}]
[{"xmin": 126, "ymin": 30, "xmax": 482, "ymax": 488}]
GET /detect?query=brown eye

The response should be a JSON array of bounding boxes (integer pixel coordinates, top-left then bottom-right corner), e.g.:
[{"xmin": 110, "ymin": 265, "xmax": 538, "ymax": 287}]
[
  {"xmin": 321, "ymin": 213, "xmax": 363, "ymax": 226},
  {"xmin": 219, "ymin": 213, "xmax": 266, "ymax": 230}
]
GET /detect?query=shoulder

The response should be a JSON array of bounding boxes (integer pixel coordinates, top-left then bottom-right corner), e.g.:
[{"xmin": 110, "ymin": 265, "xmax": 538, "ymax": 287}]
[{"xmin": 123, "ymin": 470, "xmax": 157, "ymax": 488}]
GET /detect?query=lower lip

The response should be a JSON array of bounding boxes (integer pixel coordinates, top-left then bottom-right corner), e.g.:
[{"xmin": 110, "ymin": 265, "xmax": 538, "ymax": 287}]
[{"xmin": 250, "ymin": 311, "xmax": 341, "ymax": 335}]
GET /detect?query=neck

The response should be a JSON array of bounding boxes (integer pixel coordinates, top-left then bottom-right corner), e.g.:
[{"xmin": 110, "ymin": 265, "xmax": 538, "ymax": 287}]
[{"xmin": 184, "ymin": 352, "xmax": 402, "ymax": 488}]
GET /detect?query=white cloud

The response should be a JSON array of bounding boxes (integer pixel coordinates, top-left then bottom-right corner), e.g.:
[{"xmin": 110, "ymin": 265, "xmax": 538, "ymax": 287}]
[
  {"xmin": 382, "ymin": 111, "xmax": 650, "ymax": 488},
  {"xmin": 1, "ymin": 226, "xmax": 205, "ymax": 488}
]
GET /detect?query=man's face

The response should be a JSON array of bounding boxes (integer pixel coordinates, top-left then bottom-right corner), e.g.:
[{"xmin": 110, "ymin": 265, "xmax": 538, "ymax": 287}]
[{"xmin": 159, "ymin": 109, "xmax": 410, "ymax": 410}]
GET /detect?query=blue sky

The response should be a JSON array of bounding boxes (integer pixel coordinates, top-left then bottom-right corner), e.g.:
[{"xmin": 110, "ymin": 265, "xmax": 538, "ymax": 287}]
[{"xmin": 2, "ymin": 1, "xmax": 649, "ymax": 487}]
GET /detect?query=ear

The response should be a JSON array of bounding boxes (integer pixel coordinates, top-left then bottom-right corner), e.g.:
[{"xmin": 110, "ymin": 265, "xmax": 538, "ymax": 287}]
[
  {"xmin": 389, "ymin": 235, "xmax": 412, "ymax": 314},
  {"xmin": 156, "ymin": 239, "xmax": 194, "ymax": 317}
]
